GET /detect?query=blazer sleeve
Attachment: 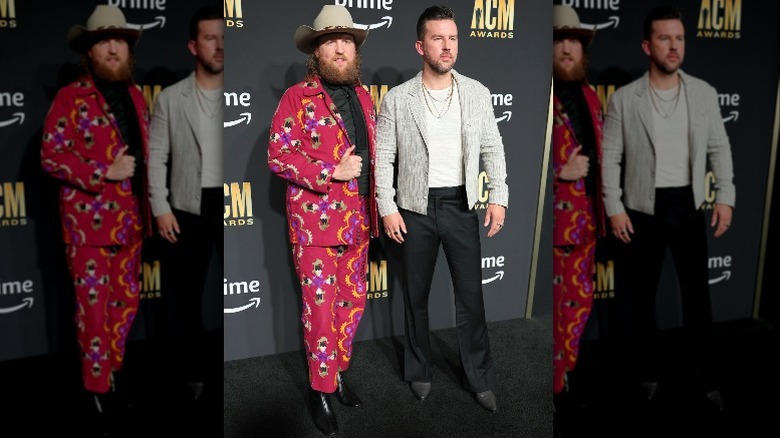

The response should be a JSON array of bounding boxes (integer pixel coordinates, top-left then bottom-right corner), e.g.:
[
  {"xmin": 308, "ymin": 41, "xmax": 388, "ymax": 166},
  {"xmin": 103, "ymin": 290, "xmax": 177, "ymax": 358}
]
[
  {"xmin": 375, "ymin": 87, "xmax": 400, "ymax": 217},
  {"xmin": 601, "ymin": 87, "xmax": 626, "ymax": 217},
  {"xmin": 148, "ymin": 86, "xmax": 172, "ymax": 217},
  {"xmin": 704, "ymin": 85, "xmax": 736, "ymax": 208},
  {"xmin": 478, "ymin": 86, "xmax": 508, "ymax": 208}
]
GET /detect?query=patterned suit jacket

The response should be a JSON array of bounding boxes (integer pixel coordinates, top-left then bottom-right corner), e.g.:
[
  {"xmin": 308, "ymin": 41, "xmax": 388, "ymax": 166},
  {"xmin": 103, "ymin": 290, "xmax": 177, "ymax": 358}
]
[
  {"xmin": 41, "ymin": 76, "xmax": 151, "ymax": 246},
  {"xmin": 552, "ymin": 83, "xmax": 606, "ymax": 246},
  {"xmin": 268, "ymin": 77, "xmax": 378, "ymax": 246}
]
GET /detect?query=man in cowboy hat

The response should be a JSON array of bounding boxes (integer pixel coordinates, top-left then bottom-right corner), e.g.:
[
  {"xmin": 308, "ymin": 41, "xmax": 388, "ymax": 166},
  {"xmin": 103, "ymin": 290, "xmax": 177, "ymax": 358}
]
[
  {"xmin": 602, "ymin": 4, "xmax": 733, "ymax": 411},
  {"xmin": 41, "ymin": 4, "xmax": 151, "ymax": 421},
  {"xmin": 550, "ymin": 5, "xmax": 604, "ymax": 430},
  {"xmin": 267, "ymin": 4, "xmax": 378, "ymax": 436},
  {"xmin": 375, "ymin": 5, "xmax": 508, "ymax": 414}
]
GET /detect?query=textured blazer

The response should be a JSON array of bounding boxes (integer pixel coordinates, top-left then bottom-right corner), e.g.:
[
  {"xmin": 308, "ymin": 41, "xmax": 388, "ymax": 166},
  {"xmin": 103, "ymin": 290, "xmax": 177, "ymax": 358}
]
[
  {"xmin": 148, "ymin": 72, "xmax": 214, "ymax": 217},
  {"xmin": 375, "ymin": 70, "xmax": 508, "ymax": 217},
  {"xmin": 268, "ymin": 77, "xmax": 379, "ymax": 247},
  {"xmin": 602, "ymin": 70, "xmax": 735, "ymax": 217},
  {"xmin": 552, "ymin": 84, "xmax": 606, "ymax": 246},
  {"xmin": 41, "ymin": 76, "xmax": 151, "ymax": 246}
]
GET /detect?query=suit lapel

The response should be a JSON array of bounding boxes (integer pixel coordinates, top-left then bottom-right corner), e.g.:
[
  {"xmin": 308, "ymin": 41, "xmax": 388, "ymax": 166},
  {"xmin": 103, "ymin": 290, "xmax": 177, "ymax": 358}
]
[
  {"xmin": 182, "ymin": 74, "xmax": 205, "ymax": 152},
  {"xmin": 635, "ymin": 73, "xmax": 657, "ymax": 153},
  {"xmin": 408, "ymin": 73, "xmax": 430, "ymax": 152}
]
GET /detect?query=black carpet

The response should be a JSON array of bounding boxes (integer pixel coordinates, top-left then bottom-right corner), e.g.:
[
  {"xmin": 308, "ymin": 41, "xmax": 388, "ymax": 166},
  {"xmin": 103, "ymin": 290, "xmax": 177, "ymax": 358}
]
[
  {"xmin": 554, "ymin": 317, "xmax": 779, "ymax": 438},
  {"xmin": 224, "ymin": 316, "xmax": 553, "ymax": 438}
]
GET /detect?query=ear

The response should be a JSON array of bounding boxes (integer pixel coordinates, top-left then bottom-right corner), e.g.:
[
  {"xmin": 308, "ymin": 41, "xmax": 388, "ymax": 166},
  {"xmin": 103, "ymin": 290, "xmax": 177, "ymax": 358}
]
[
  {"xmin": 415, "ymin": 40, "xmax": 424, "ymax": 56},
  {"xmin": 641, "ymin": 40, "xmax": 651, "ymax": 56},
  {"xmin": 187, "ymin": 40, "xmax": 197, "ymax": 56}
]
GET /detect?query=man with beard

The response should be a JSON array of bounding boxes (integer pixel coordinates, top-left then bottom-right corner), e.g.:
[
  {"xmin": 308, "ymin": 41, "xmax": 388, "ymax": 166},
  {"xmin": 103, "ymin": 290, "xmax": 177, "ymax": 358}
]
[
  {"xmin": 41, "ymin": 4, "xmax": 151, "ymax": 421},
  {"xmin": 267, "ymin": 5, "xmax": 378, "ymax": 436},
  {"xmin": 148, "ymin": 5, "xmax": 224, "ymax": 403},
  {"xmin": 602, "ymin": 4, "xmax": 734, "ymax": 411},
  {"xmin": 375, "ymin": 5, "xmax": 508, "ymax": 413},
  {"xmin": 550, "ymin": 5, "xmax": 605, "ymax": 428}
]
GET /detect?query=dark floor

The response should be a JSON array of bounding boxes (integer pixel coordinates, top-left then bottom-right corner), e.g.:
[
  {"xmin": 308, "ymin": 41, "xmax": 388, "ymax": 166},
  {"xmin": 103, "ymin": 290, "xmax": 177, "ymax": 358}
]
[
  {"xmin": 554, "ymin": 317, "xmax": 779, "ymax": 438},
  {"xmin": 0, "ymin": 329, "xmax": 223, "ymax": 438}
]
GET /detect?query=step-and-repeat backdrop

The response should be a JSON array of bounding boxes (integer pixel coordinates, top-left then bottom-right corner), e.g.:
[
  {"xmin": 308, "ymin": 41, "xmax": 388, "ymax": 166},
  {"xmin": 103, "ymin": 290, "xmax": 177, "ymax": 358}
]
[
  {"xmin": 0, "ymin": 0, "xmax": 223, "ymax": 362},
  {"xmin": 223, "ymin": 0, "xmax": 552, "ymax": 361},
  {"xmin": 551, "ymin": 0, "xmax": 780, "ymax": 340}
]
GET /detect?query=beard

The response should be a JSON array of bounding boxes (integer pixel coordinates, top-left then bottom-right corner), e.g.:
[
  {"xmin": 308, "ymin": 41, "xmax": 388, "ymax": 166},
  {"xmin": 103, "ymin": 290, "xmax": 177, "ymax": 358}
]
[
  {"xmin": 198, "ymin": 53, "xmax": 224, "ymax": 75},
  {"xmin": 90, "ymin": 56, "xmax": 134, "ymax": 83},
  {"xmin": 314, "ymin": 53, "xmax": 362, "ymax": 85},
  {"xmin": 553, "ymin": 54, "xmax": 588, "ymax": 83},
  {"xmin": 423, "ymin": 51, "xmax": 456, "ymax": 75},
  {"xmin": 650, "ymin": 53, "xmax": 682, "ymax": 75}
]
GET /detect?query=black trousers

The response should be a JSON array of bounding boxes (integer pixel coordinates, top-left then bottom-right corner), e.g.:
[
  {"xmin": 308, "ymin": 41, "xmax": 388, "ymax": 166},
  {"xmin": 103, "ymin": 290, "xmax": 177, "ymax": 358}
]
[
  {"xmin": 623, "ymin": 186, "xmax": 717, "ymax": 389},
  {"xmin": 399, "ymin": 186, "xmax": 496, "ymax": 393},
  {"xmin": 161, "ymin": 187, "xmax": 224, "ymax": 382}
]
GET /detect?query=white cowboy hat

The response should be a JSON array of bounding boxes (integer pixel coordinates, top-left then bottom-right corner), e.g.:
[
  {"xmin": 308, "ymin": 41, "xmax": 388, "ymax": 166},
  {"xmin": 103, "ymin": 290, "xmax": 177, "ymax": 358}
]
[
  {"xmin": 293, "ymin": 5, "xmax": 368, "ymax": 54},
  {"xmin": 553, "ymin": 4, "xmax": 595, "ymax": 45},
  {"xmin": 67, "ymin": 5, "xmax": 141, "ymax": 54}
]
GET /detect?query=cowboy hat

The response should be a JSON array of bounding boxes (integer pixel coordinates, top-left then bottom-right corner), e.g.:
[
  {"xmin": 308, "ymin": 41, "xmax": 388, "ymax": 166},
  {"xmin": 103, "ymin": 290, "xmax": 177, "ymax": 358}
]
[
  {"xmin": 294, "ymin": 5, "xmax": 368, "ymax": 54},
  {"xmin": 553, "ymin": 5, "xmax": 595, "ymax": 45},
  {"xmin": 67, "ymin": 5, "xmax": 141, "ymax": 54}
]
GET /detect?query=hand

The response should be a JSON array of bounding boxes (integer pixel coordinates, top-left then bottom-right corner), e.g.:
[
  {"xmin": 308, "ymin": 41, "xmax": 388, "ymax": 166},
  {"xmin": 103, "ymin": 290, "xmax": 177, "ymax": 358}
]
[
  {"xmin": 712, "ymin": 204, "xmax": 733, "ymax": 238},
  {"xmin": 609, "ymin": 212, "xmax": 634, "ymax": 243},
  {"xmin": 559, "ymin": 146, "xmax": 589, "ymax": 181},
  {"xmin": 382, "ymin": 213, "xmax": 407, "ymax": 244},
  {"xmin": 156, "ymin": 212, "xmax": 180, "ymax": 243},
  {"xmin": 332, "ymin": 145, "xmax": 363, "ymax": 181},
  {"xmin": 484, "ymin": 203, "xmax": 506, "ymax": 238},
  {"xmin": 106, "ymin": 146, "xmax": 135, "ymax": 181}
]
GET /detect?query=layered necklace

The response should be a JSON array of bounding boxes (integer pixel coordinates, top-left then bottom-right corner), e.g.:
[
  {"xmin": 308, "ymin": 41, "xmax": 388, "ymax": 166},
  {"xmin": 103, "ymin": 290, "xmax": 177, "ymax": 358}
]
[
  {"xmin": 649, "ymin": 75, "xmax": 682, "ymax": 119},
  {"xmin": 422, "ymin": 74, "xmax": 457, "ymax": 119},
  {"xmin": 195, "ymin": 83, "xmax": 222, "ymax": 119}
]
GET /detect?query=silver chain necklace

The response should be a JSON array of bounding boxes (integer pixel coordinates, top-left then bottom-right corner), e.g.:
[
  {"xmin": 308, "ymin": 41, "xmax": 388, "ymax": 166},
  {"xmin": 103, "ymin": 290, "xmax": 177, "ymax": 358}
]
[
  {"xmin": 422, "ymin": 74, "xmax": 456, "ymax": 119},
  {"xmin": 649, "ymin": 77, "xmax": 681, "ymax": 119},
  {"xmin": 195, "ymin": 84, "xmax": 221, "ymax": 119}
]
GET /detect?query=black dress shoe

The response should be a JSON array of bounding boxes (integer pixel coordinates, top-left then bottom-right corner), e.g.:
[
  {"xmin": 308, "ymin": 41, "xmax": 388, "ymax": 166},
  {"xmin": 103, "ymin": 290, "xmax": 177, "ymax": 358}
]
[
  {"xmin": 410, "ymin": 381, "xmax": 431, "ymax": 400},
  {"xmin": 336, "ymin": 373, "xmax": 362, "ymax": 407},
  {"xmin": 475, "ymin": 390, "xmax": 498, "ymax": 413},
  {"xmin": 705, "ymin": 389, "xmax": 725, "ymax": 411},
  {"xmin": 309, "ymin": 389, "xmax": 338, "ymax": 436}
]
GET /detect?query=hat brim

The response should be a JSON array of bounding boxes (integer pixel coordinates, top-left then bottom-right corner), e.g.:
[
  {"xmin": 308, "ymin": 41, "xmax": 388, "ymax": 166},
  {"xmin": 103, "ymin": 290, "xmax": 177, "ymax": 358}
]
[
  {"xmin": 294, "ymin": 26, "xmax": 367, "ymax": 54},
  {"xmin": 67, "ymin": 26, "xmax": 141, "ymax": 54},
  {"xmin": 553, "ymin": 27, "xmax": 595, "ymax": 45}
]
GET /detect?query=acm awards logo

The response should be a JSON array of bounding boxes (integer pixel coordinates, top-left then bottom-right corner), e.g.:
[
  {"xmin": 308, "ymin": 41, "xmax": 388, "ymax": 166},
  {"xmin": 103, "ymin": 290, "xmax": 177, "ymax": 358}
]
[
  {"xmin": 492, "ymin": 92, "xmax": 512, "ymax": 123},
  {"xmin": 224, "ymin": 0, "xmax": 243, "ymax": 28},
  {"xmin": 595, "ymin": 260, "xmax": 615, "ymax": 299},
  {"xmin": 0, "ymin": 182, "xmax": 27, "ymax": 227},
  {"xmin": 336, "ymin": 0, "xmax": 394, "ymax": 30},
  {"xmin": 369, "ymin": 84, "xmax": 389, "ymax": 116},
  {"xmin": 473, "ymin": 170, "xmax": 491, "ymax": 210},
  {"xmin": 702, "ymin": 170, "xmax": 720, "ymax": 211},
  {"xmin": 0, "ymin": 91, "xmax": 25, "ymax": 128},
  {"xmin": 470, "ymin": 0, "xmax": 514, "ymax": 39},
  {"xmin": 0, "ymin": 0, "xmax": 16, "ymax": 28},
  {"xmin": 481, "ymin": 255, "xmax": 505, "ymax": 284},
  {"xmin": 560, "ymin": 0, "xmax": 621, "ymax": 31},
  {"xmin": 140, "ymin": 84, "xmax": 162, "ymax": 114},
  {"xmin": 367, "ymin": 260, "xmax": 388, "ymax": 299},
  {"xmin": 108, "ymin": 0, "xmax": 168, "ymax": 30},
  {"xmin": 697, "ymin": 0, "xmax": 741, "ymax": 39},
  {"xmin": 0, "ymin": 274, "xmax": 34, "ymax": 315},
  {"xmin": 225, "ymin": 182, "xmax": 254, "ymax": 226},
  {"xmin": 718, "ymin": 92, "xmax": 740, "ymax": 123},
  {"xmin": 225, "ymin": 91, "xmax": 251, "ymax": 127},
  {"xmin": 141, "ymin": 260, "xmax": 161, "ymax": 299},
  {"xmin": 224, "ymin": 277, "xmax": 261, "ymax": 313},
  {"xmin": 595, "ymin": 84, "xmax": 615, "ymax": 115}
]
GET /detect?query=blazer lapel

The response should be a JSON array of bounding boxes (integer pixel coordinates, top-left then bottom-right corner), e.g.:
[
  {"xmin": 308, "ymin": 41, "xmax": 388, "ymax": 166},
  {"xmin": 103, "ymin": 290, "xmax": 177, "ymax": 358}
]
[
  {"xmin": 408, "ymin": 74, "xmax": 430, "ymax": 152},
  {"xmin": 182, "ymin": 74, "xmax": 205, "ymax": 151},
  {"xmin": 635, "ymin": 73, "xmax": 657, "ymax": 153}
]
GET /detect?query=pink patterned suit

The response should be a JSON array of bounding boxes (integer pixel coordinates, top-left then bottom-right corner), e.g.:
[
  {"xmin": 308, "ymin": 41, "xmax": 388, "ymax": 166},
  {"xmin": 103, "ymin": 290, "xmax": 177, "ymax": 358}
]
[
  {"xmin": 268, "ymin": 77, "xmax": 378, "ymax": 393},
  {"xmin": 41, "ymin": 76, "xmax": 151, "ymax": 394},
  {"xmin": 552, "ymin": 83, "xmax": 605, "ymax": 394}
]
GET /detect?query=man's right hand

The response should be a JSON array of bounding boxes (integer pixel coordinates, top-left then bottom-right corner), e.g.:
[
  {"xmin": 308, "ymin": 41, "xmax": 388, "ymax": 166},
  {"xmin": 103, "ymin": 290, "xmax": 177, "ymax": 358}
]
[
  {"xmin": 106, "ymin": 146, "xmax": 136, "ymax": 181},
  {"xmin": 156, "ymin": 212, "xmax": 180, "ymax": 243},
  {"xmin": 382, "ymin": 213, "xmax": 407, "ymax": 244},
  {"xmin": 332, "ymin": 145, "xmax": 362, "ymax": 181},
  {"xmin": 559, "ymin": 146, "xmax": 589, "ymax": 181},
  {"xmin": 609, "ymin": 212, "xmax": 634, "ymax": 243}
]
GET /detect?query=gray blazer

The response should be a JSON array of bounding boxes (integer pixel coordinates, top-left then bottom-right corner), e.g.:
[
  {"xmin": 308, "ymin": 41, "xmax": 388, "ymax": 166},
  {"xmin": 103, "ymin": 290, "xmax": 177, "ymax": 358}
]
[
  {"xmin": 375, "ymin": 70, "xmax": 508, "ymax": 217},
  {"xmin": 602, "ymin": 70, "xmax": 735, "ymax": 217},
  {"xmin": 148, "ymin": 72, "xmax": 213, "ymax": 216}
]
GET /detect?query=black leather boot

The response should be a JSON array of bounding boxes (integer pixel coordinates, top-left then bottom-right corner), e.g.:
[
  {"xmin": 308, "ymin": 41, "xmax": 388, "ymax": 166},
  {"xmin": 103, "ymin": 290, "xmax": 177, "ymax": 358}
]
[
  {"xmin": 309, "ymin": 388, "xmax": 338, "ymax": 436},
  {"xmin": 335, "ymin": 372, "xmax": 362, "ymax": 407}
]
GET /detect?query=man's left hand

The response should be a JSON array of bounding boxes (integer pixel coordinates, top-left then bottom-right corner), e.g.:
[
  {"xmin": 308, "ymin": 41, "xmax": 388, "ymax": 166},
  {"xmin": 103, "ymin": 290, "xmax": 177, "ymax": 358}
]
[
  {"xmin": 484, "ymin": 204, "xmax": 506, "ymax": 238},
  {"xmin": 712, "ymin": 203, "xmax": 733, "ymax": 238}
]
